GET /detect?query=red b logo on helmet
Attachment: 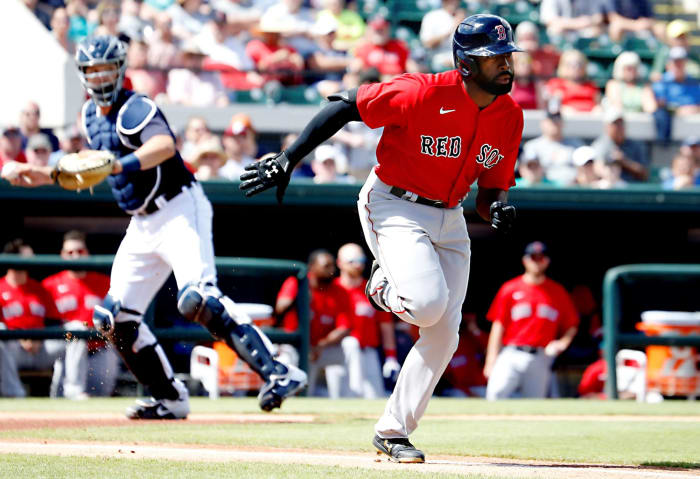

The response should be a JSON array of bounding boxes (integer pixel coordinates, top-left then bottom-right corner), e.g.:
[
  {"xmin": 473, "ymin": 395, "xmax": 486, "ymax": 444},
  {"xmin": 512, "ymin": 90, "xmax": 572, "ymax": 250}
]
[{"xmin": 495, "ymin": 25, "xmax": 506, "ymax": 40}]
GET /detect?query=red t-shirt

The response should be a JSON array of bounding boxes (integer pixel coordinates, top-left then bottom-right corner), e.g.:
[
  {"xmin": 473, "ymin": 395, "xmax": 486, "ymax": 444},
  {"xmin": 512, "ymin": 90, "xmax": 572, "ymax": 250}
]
[
  {"xmin": 276, "ymin": 276, "xmax": 352, "ymax": 346},
  {"xmin": 486, "ymin": 275, "xmax": 579, "ymax": 348},
  {"xmin": 353, "ymin": 40, "xmax": 411, "ymax": 76},
  {"xmin": 443, "ymin": 329, "xmax": 489, "ymax": 395},
  {"xmin": 577, "ymin": 357, "xmax": 607, "ymax": 398},
  {"xmin": 357, "ymin": 70, "xmax": 523, "ymax": 207},
  {"xmin": 0, "ymin": 277, "xmax": 57, "ymax": 330},
  {"xmin": 244, "ymin": 40, "xmax": 301, "ymax": 85},
  {"xmin": 41, "ymin": 271, "xmax": 110, "ymax": 327},
  {"xmin": 333, "ymin": 278, "xmax": 393, "ymax": 348},
  {"xmin": 545, "ymin": 77, "xmax": 599, "ymax": 112}
]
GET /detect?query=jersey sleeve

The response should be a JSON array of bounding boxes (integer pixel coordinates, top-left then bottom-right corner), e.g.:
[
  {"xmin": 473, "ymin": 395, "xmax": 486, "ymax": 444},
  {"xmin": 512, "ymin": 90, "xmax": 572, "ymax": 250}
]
[
  {"xmin": 556, "ymin": 287, "xmax": 580, "ymax": 334},
  {"xmin": 277, "ymin": 276, "xmax": 299, "ymax": 302},
  {"xmin": 356, "ymin": 74, "xmax": 422, "ymax": 129},
  {"xmin": 477, "ymin": 107, "xmax": 523, "ymax": 190},
  {"xmin": 486, "ymin": 283, "xmax": 511, "ymax": 327}
]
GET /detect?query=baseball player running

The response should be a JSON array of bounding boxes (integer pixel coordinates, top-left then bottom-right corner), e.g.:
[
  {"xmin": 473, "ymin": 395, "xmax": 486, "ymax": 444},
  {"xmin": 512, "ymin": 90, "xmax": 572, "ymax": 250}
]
[
  {"xmin": 2, "ymin": 35, "xmax": 306, "ymax": 418},
  {"xmin": 241, "ymin": 14, "xmax": 522, "ymax": 462}
]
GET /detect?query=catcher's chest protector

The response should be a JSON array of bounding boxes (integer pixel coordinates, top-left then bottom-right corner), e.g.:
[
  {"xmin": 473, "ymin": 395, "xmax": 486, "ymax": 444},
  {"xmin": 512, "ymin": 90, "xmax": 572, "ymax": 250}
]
[{"xmin": 83, "ymin": 90, "xmax": 193, "ymax": 214}]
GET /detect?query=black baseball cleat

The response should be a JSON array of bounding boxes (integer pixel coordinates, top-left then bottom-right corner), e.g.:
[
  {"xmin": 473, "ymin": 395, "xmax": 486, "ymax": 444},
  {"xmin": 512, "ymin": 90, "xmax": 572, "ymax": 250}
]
[
  {"xmin": 258, "ymin": 364, "xmax": 308, "ymax": 412},
  {"xmin": 125, "ymin": 397, "xmax": 189, "ymax": 420},
  {"xmin": 365, "ymin": 260, "xmax": 390, "ymax": 313},
  {"xmin": 373, "ymin": 435, "xmax": 425, "ymax": 463}
]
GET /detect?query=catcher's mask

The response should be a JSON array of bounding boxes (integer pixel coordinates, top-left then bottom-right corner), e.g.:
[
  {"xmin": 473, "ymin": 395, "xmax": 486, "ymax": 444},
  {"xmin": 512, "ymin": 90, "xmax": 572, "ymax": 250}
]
[
  {"xmin": 75, "ymin": 35, "xmax": 127, "ymax": 107},
  {"xmin": 453, "ymin": 14, "xmax": 521, "ymax": 80}
]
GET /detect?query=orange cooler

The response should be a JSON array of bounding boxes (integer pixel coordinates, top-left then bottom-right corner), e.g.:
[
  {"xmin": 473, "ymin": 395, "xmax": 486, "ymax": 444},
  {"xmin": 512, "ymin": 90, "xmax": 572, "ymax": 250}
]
[{"xmin": 637, "ymin": 311, "xmax": 700, "ymax": 397}]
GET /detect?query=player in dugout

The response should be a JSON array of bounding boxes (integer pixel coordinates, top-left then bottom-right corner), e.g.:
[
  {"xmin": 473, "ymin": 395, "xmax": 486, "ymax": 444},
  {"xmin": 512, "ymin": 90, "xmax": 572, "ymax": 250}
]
[{"xmin": 240, "ymin": 14, "xmax": 522, "ymax": 463}]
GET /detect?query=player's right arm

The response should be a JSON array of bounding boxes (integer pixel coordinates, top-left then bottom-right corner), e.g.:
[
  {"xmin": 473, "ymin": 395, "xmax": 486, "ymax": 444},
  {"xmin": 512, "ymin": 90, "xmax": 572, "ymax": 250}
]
[{"xmin": 239, "ymin": 89, "xmax": 362, "ymax": 203}]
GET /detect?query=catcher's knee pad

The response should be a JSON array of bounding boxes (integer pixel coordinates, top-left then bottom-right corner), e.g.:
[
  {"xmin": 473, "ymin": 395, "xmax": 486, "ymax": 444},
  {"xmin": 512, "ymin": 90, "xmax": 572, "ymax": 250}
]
[
  {"xmin": 93, "ymin": 295, "xmax": 144, "ymax": 338},
  {"xmin": 177, "ymin": 282, "xmax": 231, "ymax": 337}
]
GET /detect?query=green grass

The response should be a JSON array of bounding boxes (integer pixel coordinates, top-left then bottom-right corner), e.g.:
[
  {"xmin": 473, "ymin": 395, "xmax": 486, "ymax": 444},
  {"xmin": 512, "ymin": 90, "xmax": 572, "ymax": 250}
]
[
  {"xmin": 0, "ymin": 398, "xmax": 699, "ymax": 468},
  {"xmin": 0, "ymin": 455, "xmax": 494, "ymax": 479}
]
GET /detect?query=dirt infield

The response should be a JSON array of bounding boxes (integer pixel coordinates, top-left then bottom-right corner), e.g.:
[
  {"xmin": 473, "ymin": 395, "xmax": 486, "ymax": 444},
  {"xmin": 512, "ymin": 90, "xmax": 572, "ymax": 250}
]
[{"xmin": 1, "ymin": 412, "xmax": 698, "ymax": 479}]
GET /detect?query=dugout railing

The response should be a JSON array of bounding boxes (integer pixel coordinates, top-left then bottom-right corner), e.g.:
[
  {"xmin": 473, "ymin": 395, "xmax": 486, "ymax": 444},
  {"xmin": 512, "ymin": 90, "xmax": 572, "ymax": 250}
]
[
  {"xmin": 0, "ymin": 254, "xmax": 310, "ymax": 376},
  {"xmin": 602, "ymin": 264, "xmax": 700, "ymax": 399}
]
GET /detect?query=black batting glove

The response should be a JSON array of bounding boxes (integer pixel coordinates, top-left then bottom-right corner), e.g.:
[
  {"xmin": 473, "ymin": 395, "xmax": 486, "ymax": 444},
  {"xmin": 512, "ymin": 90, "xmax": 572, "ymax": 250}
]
[
  {"xmin": 239, "ymin": 151, "xmax": 291, "ymax": 204},
  {"xmin": 490, "ymin": 201, "xmax": 516, "ymax": 233}
]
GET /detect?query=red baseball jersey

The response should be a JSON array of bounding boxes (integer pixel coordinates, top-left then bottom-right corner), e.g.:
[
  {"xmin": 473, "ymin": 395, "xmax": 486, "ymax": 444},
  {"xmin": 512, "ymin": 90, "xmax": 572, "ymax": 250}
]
[
  {"xmin": 276, "ymin": 276, "xmax": 352, "ymax": 346},
  {"xmin": 443, "ymin": 329, "xmax": 489, "ymax": 395},
  {"xmin": 353, "ymin": 40, "xmax": 411, "ymax": 76},
  {"xmin": 357, "ymin": 70, "xmax": 523, "ymax": 208},
  {"xmin": 0, "ymin": 276, "xmax": 57, "ymax": 330},
  {"xmin": 333, "ymin": 278, "xmax": 393, "ymax": 348},
  {"xmin": 486, "ymin": 275, "xmax": 579, "ymax": 348},
  {"xmin": 42, "ymin": 271, "xmax": 110, "ymax": 327}
]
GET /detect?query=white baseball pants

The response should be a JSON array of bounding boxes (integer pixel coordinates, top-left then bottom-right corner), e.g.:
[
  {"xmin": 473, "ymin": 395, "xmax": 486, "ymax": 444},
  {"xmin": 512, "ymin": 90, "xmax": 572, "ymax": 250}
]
[
  {"xmin": 486, "ymin": 346, "xmax": 554, "ymax": 399},
  {"xmin": 358, "ymin": 170, "xmax": 470, "ymax": 438}
]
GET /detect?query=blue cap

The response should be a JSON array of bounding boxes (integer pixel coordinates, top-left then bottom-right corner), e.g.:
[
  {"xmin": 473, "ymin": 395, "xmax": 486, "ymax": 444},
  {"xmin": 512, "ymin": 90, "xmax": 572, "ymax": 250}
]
[
  {"xmin": 524, "ymin": 241, "xmax": 547, "ymax": 256},
  {"xmin": 682, "ymin": 136, "xmax": 700, "ymax": 147}
]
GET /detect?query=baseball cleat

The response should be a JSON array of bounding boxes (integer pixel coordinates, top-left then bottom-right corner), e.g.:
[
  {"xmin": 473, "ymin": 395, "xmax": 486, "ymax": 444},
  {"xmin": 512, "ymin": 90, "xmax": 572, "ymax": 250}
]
[
  {"xmin": 365, "ymin": 260, "xmax": 390, "ymax": 312},
  {"xmin": 373, "ymin": 435, "xmax": 425, "ymax": 463},
  {"xmin": 126, "ymin": 382, "xmax": 190, "ymax": 420},
  {"xmin": 258, "ymin": 363, "xmax": 307, "ymax": 412}
]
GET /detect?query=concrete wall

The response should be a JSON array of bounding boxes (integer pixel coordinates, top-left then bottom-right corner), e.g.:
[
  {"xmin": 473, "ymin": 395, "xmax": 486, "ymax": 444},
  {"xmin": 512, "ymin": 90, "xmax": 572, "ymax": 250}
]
[{"xmin": 0, "ymin": 0, "xmax": 83, "ymax": 129}]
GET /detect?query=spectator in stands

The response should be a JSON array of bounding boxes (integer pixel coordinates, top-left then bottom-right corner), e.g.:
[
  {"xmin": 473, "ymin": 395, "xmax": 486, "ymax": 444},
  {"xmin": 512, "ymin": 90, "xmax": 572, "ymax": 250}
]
[
  {"xmin": 220, "ymin": 113, "xmax": 257, "ymax": 181},
  {"xmin": 191, "ymin": 136, "xmax": 228, "ymax": 181},
  {"xmin": 604, "ymin": 51, "xmax": 657, "ymax": 114},
  {"xmin": 591, "ymin": 108, "xmax": 649, "ymax": 182},
  {"xmin": 51, "ymin": 7, "xmax": 75, "ymax": 54},
  {"xmin": 22, "ymin": 0, "xmax": 51, "ymax": 29},
  {"xmin": 93, "ymin": 0, "xmax": 130, "ymax": 43},
  {"xmin": 19, "ymin": 102, "xmax": 59, "ymax": 152},
  {"xmin": 311, "ymin": 144, "xmax": 352, "ymax": 184},
  {"xmin": 521, "ymin": 104, "xmax": 582, "ymax": 186},
  {"xmin": 335, "ymin": 243, "xmax": 398, "ymax": 398},
  {"xmin": 307, "ymin": 17, "xmax": 352, "ymax": 98},
  {"xmin": 0, "ymin": 126, "xmax": 26, "ymax": 169},
  {"xmin": 592, "ymin": 155, "xmax": 626, "ymax": 189},
  {"xmin": 168, "ymin": 0, "xmax": 213, "ymax": 40},
  {"xmin": 545, "ymin": 49, "xmax": 601, "ymax": 113},
  {"xmin": 652, "ymin": 47, "xmax": 700, "ymax": 143},
  {"xmin": 572, "ymin": 145, "xmax": 600, "ymax": 187},
  {"xmin": 25, "ymin": 134, "xmax": 53, "ymax": 167},
  {"xmin": 260, "ymin": 0, "xmax": 316, "ymax": 58},
  {"xmin": 662, "ymin": 154, "xmax": 698, "ymax": 190},
  {"xmin": 607, "ymin": 0, "xmax": 656, "ymax": 43},
  {"xmin": 49, "ymin": 125, "xmax": 84, "ymax": 166},
  {"xmin": 275, "ymin": 249, "xmax": 352, "ymax": 398},
  {"xmin": 167, "ymin": 39, "xmax": 229, "ymax": 107},
  {"xmin": 196, "ymin": 11, "xmax": 263, "ymax": 91},
  {"xmin": 441, "ymin": 312, "xmax": 488, "ymax": 397},
  {"xmin": 119, "ymin": 0, "xmax": 149, "ymax": 42},
  {"xmin": 516, "ymin": 153, "xmax": 553, "ymax": 187},
  {"xmin": 210, "ymin": 0, "xmax": 261, "ymax": 30},
  {"xmin": 539, "ymin": 0, "xmax": 608, "ymax": 43},
  {"xmin": 651, "ymin": 20, "xmax": 700, "ymax": 83},
  {"xmin": 680, "ymin": 136, "xmax": 700, "ymax": 171},
  {"xmin": 316, "ymin": 0, "xmax": 366, "ymax": 52},
  {"xmin": 42, "ymin": 231, "xmax": 118, "ymax": 399},
  {"xmin": 180, "ymin": 116, "xmax": 213, "ymax": 166},
  {"xmin": 350, "ymin": 16, "xmax": 419, "ymax": 80},
  {"xmin": 65, "ymin": 0, "xmax": 90, "ymax": 42},
  {"xmin": 126, "ymin": 39, "xmax": 168, "ymax": 100},
  {"xmin": 331, "ymin": 68, "xmax": 382, "ymax": 182},
  {"xmin": 514, "ymin": 21, "xmax": 561, "ymax": 79},
  {"xmin": 483, "ymin": 241, "xmax": 579, "ymax": 400},
  {"xmin": 144, "ymin": 11, "xmax": 181, "ymax": 70},
  {"xmin": 419, "ymin": 0, "xmax": 466, "ymax": 73},
  {"xmin": 0, "ymin": 239, "xmax": 65, "ymax": 398},
  {"xmin": 245, "ymin": 15, "xmax": 304, "ymax": 86},
  {"xmin": 510, "ymin": 52, "xmax": 543, "ymax": 110}
]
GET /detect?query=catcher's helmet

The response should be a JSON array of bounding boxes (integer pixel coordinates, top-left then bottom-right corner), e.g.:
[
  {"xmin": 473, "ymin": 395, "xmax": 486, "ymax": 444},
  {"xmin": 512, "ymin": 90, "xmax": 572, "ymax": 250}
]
[
  {"xmin": 453, "ymin": 14, "xmax": 522, "ymax": 79},
  {"xmin": 75, "ymin": 35, "xmax": 127, "ymax": 107}
]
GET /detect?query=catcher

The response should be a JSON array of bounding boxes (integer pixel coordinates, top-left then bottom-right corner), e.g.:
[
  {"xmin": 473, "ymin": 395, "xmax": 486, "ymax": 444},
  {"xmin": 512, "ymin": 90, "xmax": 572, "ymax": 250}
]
[{"xmin": 1, "ymin": 35, "xmax": 307, "ymax": 419}]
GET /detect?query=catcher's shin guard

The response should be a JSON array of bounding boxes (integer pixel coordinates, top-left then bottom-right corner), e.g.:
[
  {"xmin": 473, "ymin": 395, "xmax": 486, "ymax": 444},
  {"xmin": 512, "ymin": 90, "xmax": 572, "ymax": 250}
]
[
  {"xmin": 95, "ymin": 296, "xmax": 181, "ymax": 400},
  {"xmin": 177, "ymin": 283, "xmax": 285, "ymax": 380}
]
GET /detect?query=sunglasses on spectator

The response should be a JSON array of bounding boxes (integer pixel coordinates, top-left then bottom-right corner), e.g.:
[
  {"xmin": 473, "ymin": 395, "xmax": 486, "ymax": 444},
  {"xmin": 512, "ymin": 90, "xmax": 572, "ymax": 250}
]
[
  {"xmin": 527, "ymin": 253, "xmax": 548, "ymax": 262},
  {"xmin": 32, "ymin": 147, "xmax": 50, "ymax": 154},
  {"xmin": 23, "ymin": 110, "xmax": 40, "ymax": 117},
  {"xmin": 346, "ymin": 257, "xmax": 366, "ymax": 265},
  {"xmin": 62, "ymin": 248, "xmax": 88, "ymax": 255}
]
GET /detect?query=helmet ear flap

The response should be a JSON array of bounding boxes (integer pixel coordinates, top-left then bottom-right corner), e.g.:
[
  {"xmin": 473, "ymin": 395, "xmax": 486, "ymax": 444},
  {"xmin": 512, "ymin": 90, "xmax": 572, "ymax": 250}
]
[{"xmin": 454, "ymin": 50, "xmax": 478, "ymax": 80}]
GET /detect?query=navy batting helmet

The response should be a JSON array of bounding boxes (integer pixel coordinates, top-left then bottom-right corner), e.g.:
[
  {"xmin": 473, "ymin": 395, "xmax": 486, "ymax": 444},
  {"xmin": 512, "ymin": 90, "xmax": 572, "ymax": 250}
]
[
  {"xmin": 453, "ymin": 14, "xmax": 522, "ymax": 79},
  {"xmin": 75, "ymin": 35, "xmax": 128, "ymax": 107}
]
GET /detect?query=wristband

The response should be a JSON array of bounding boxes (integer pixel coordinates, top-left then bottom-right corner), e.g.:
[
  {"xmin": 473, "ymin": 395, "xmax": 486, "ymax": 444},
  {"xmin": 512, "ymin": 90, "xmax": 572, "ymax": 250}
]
[
  {"xmin": 384, "ymin": 349, "xmax": 397, "ymax": 358},
  {"xmin": 119, "ymin": 153, "xmax": 141, "ymax": 173}
]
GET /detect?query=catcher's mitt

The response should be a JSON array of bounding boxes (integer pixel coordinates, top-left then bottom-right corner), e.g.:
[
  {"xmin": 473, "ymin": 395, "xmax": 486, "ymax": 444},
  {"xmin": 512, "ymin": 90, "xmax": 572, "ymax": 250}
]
[{"xmin": 52, "ymin": 150, "xmax": 115, "ymax": 191}]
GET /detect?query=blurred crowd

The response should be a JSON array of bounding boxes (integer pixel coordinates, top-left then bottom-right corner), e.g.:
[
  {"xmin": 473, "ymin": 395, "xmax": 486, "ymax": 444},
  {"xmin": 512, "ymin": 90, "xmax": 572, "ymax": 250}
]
[{"xmin": 5, "ymin": 0, "xmax": 698, "ymax": 189}]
